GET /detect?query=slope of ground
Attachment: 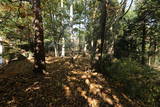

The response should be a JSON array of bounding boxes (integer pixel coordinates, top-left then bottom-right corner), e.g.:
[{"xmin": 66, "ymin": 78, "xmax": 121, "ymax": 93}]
[{"xmin": 0, "ymin": 56, "xmax": 142, "ymax": 107}]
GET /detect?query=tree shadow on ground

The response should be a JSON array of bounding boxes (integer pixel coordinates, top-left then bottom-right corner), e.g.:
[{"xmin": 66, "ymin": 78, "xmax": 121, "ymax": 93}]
[{"xmin": 0, "ymin": 57, "xmax": 141, "ymax": 107}]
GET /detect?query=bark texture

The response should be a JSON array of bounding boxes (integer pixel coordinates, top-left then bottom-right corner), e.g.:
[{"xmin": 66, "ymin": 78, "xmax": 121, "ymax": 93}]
[{"xmin": 33, "ymin": 0, "xmax": 46, "ymax": 73}]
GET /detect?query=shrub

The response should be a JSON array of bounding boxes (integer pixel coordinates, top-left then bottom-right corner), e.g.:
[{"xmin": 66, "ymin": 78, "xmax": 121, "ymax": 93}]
[{"xmin": 105, "ymin": 58, "xmax": 160, "ymax": 106}]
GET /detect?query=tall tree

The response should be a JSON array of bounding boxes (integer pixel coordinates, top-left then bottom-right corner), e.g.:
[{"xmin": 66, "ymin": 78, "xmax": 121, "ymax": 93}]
[
  {"xmin": 141, "ymin": 18, "xmax": 146, "ymax": 65},
  {"xmin": 33, "ymin": 0, "xmax": 46, "ymax": 73},
  {"xmin": 61, "ymin": 0, "xmax": 65, "ymax": 57},
  {"xmin": 91, "ymin": 0, "xmax": 107, "ymax": 71}
]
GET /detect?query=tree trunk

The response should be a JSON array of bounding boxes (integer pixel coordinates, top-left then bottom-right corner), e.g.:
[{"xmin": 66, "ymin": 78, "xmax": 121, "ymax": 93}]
[
  {"xmin": 69, "ymin": 3, "xmax": 74, "ymax": 56},
  {"xmin": 33, "ymin": 0, "xmax": 46, "ymax": 73},
  {"xmin": 61, "ymin": 0, "xmax": 65, "ymax": 57},
  {"xmin": 91, "ymin": 0, "xmax": 107, "ymax": 71},
  {"xmin": 70, "ymin": 3, "xmax": 73, "ymax": 41},
  {"xmin": 96, "ymin": 0, "xmax": 107, "ymax": 64},
  {"xmin": 153, "ymin": 39, "xmax": 157, "ymax": 65},
  {"xmin": 141, "ymin": 19, "xmax": 146, "ymax": 65},
  {"xmin": 54, "ymin": 44, "xmax": 58, "ymax": 57},
  {"xmin": 61, "ymin": 37, "xmax": 65, "ymax": 57}
]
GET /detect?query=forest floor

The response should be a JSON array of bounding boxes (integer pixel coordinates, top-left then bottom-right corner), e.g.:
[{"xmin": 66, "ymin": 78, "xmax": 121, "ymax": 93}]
[{"xmin": 0, "ymin": 56, "xmax": 143, "ymax": 107}]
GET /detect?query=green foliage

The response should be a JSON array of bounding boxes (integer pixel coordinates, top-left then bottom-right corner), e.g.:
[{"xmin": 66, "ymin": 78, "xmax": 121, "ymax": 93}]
[
  {"xmin": 105, "ymin": 58, "xmax": 160, "ymax": 106},
  {"xmin": 0, "ymin": 1, "xmax": 33, "ymax": 48}
]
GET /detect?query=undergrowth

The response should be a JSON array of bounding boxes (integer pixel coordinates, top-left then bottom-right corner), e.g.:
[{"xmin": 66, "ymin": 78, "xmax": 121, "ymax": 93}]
[{"xmin": 104, "ymin": 58, "xmax": 160, "ymax": 106}]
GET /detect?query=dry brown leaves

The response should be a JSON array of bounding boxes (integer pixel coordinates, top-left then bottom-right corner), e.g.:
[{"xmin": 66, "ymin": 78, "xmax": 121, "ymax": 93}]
[{"xmin": 0, "ymin": 56, "xmax": 141, "ymax": 107}]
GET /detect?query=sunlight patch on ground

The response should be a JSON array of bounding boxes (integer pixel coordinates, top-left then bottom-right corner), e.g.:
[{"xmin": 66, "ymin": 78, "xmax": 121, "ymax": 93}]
[
  {"xmin": 77, "ymin": 87, "xmax": 100, "ymax": 107},
  {"xmin": 25, "ymin": 82, "xmax": 40, "ymax": 93},
  {"xmin": 64, "ymin": 62, "xmax": 123, "ymax": 107},
  {"xmin": 89, "ymin": 83, "xmax": 102, "ymax": 95},
  {"xmin": 7, "ymin": 96, "xmax": 17, "ymax": 105},
  {"xmin": 81, "ymin": 74, "xmax": 91, "ymax": 79},
  {"xmin": 87, "ymin": 97, "xmax": 99, "ymax": 107},
  {"xmin": 67, "ymin": 76, "xmax": 79, "ymax": 81},
  {"xmin": 63, "ymin": 85, "xmax": 72, "ymax": 97},
  {"xmin": 100, "ymin": 92, "xmax": 113, "ymax": 105},
  {"xmin": 45, "ymin": 57, "xmax": 61, "ymax": 64}
]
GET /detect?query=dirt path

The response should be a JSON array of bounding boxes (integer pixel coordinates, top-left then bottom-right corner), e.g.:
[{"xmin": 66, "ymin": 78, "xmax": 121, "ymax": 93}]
[{"xmin": 0, "ymin": 57, "xmax": 140, "ymax": 107}]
